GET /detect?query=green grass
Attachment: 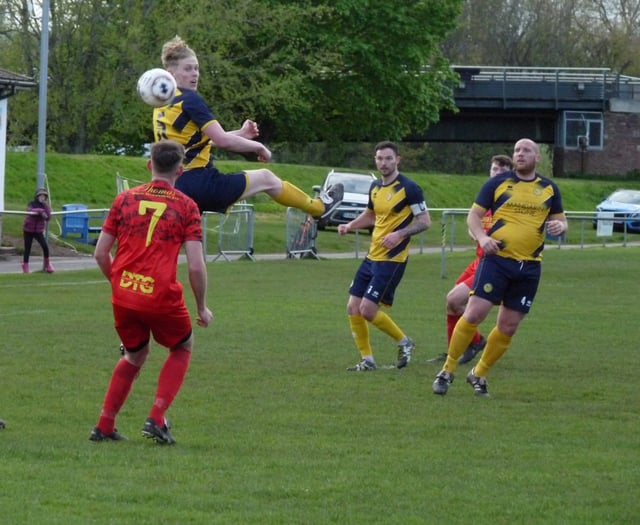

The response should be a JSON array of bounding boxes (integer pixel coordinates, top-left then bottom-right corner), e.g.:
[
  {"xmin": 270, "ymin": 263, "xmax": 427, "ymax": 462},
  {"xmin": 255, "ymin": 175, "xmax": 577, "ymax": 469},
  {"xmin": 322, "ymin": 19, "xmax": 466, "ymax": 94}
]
[
  {"xmin": 5, "ymin": 151, "xmax": 640, "ymax": 256},
  {"xmin": 0, "ymin": 247, "xmax": 638, "ymax": 524}
]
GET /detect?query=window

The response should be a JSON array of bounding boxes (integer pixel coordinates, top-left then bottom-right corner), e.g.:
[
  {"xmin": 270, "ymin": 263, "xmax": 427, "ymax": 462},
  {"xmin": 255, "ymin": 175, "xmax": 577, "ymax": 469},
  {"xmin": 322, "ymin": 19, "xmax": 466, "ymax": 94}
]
[{"xmin": 562, "ymin": 111, "xmax": 603, "ymax": 150}]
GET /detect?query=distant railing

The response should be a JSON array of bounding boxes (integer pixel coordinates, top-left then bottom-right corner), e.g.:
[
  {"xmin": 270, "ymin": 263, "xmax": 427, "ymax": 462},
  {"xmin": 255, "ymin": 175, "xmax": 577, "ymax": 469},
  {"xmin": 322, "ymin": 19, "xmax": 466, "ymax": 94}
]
[
  {"xmin": 2, "ymin": 206, "xmax": 638, "ymax": 267},
  {"xmin": 437, "ymin": 208, "xmax": 640, "ymax": 278},
  {"xmin": 453, "ymin": 66, "xmax": 611, "ymax": 83},
  {"xmin": 451, "ymin": 65, "xmax": 640, "ymax": 103}
]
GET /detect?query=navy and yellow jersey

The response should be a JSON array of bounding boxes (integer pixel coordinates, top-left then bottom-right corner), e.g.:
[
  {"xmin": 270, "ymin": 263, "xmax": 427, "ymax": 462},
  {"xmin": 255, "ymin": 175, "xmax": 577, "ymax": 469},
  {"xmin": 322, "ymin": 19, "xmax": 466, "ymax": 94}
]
[
  {"xmin": 368, "ymin": 174, "xmax": 427, "ymax": 262},
  {"xmin": 473, "ymin": 171, "xmax": 564, "ymax": 261},
  {"xmin": 152, "ymin": 88, "xmax": 217, "ymax": 170}
]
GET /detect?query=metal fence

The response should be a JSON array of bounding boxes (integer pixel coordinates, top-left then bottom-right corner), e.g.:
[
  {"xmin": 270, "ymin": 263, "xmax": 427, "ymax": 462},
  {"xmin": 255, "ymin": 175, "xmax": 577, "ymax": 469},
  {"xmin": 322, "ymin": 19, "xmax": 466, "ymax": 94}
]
[
  {"xmin": 436, "ymin": 208, "xmax": 640, "ymax": 278},
  {"xmin": 285, "ymin": 207, "xmax": 319, "ymax": 259},
  {"xmin": 2, "ymin": 205, "xmax": 637, "ymax": 266},
  {"xmin": 202, "ymin": 203, "xmax": 255, "ymax": 261}
]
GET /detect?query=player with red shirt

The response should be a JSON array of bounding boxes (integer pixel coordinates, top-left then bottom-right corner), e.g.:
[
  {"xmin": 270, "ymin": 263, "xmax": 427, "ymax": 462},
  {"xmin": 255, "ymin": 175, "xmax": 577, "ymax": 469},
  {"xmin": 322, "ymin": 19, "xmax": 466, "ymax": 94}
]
[{"xmin": 89, "ymin": 139, "xmax": 212, "ymax": 445}]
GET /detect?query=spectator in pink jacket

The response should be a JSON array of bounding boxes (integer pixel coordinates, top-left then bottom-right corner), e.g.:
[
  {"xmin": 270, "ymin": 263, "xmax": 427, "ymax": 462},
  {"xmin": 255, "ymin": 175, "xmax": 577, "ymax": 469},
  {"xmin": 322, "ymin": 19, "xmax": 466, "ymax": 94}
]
[{"xmin": 22, "ymin": 188, "xmax": 54, "ymax": 273}]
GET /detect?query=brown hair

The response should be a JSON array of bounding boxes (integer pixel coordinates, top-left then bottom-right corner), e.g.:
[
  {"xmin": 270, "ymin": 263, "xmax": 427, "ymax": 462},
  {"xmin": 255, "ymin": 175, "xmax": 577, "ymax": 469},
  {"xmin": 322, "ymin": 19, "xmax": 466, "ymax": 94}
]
[
  {"xmin": 150, "ymin": 140, "xmax": 185, "ymax": 175},
  {"xmin": 161, "ymin": 36, "xmax": 196, "ymax": 69},
  {"xmin": 375, "ymin": 141, "xmax": 399, "ymax": 155},
  {"xmin": 491, "ymin": 154, "xmax": 513, "ymax": 169}
]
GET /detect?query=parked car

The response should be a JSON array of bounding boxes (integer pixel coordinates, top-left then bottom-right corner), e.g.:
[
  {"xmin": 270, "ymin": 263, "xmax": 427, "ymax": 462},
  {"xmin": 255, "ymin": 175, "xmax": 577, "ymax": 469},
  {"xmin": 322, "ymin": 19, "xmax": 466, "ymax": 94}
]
[
  {"xmin": 313, "ymin": 170, "xmax": 377, "ymax": 230},
  {"xmin": 594, "ymin": 189, "xmax": 640, "ymax": 233}
]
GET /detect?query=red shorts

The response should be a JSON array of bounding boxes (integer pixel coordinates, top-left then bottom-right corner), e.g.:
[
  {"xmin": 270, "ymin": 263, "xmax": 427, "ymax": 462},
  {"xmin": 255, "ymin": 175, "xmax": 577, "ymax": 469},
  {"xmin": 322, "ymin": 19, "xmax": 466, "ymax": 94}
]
[
  {"xmin": 113, "ymin": 303, "xmax": 192, "ymax": 350},
  {"xmin": 455, "ymin": 258, "xmax": 480, "ymax": 289}
]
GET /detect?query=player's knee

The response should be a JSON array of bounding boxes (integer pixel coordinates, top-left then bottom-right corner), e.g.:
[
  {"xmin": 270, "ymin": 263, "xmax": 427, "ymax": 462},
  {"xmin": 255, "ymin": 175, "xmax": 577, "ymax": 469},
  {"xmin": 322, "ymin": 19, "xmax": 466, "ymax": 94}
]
[
  {"xmin": 447, "ymin": 299, "xmax": 466, "ymax": 316},
  {"xmin": 245, "ymin": 168, "xmax": 282, "ymax": 195},
  {"xmin": 447, "ymin": 286, "xmax": 469, "ymax": 315},
  {"xmin": 124, "ymin": 344, "xmax": 149, "ymax": 367},
  {"xmin": 359, "ymin": 304, "xmax": 377, "ymax": 321},
  {"xmin": 346, "ymin": 297, "xmax": 360, "ymax": 317},
  {"xmin": 258, "ymin": 168, "xmax": 281, "ymax": 187}
]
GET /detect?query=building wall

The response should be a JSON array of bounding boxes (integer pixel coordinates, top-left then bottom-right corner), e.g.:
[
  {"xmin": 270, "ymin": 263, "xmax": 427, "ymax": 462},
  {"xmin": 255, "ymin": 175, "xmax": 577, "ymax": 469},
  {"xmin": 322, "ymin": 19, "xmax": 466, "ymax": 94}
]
[{"xmin": 555, "ymin": 109, "xmax": 640, "ymax": 176}]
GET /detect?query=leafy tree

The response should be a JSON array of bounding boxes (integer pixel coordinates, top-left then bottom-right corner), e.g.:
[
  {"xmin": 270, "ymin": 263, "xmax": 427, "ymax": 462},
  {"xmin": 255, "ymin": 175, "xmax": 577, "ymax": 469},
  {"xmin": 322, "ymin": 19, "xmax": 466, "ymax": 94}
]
[
  {"xmin": 443, "ymin": 0, "xmax": 640, "ymax": 75},
  {"xmin": 443, "ymin": 0, "xmax": 585, "ymax": 66},
  {"xmin": 2, "ymin": 0, "xmax": 463, "ymax": 153},
  {"xmin": 2, "ymin": 0, "xmax": 176, "ymax": 153},
  {"xmin": 575, "ymin": 0, "xmax": 640, "ymax": 75}
]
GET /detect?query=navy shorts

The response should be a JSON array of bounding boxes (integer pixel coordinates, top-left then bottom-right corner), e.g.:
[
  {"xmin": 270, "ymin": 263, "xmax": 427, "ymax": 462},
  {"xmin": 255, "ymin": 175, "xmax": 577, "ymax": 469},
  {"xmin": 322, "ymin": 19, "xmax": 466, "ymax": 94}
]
[
  {"xmin": 176, "ymin": 166, "xmax": 248, "ymax": 214},
  {"xmin": 349, "ymin": 258, "xmax": 407, "ymax": 307},
  {"xmin": 471, "ymin": 255, "xmax": 541, "ymax": 313}
]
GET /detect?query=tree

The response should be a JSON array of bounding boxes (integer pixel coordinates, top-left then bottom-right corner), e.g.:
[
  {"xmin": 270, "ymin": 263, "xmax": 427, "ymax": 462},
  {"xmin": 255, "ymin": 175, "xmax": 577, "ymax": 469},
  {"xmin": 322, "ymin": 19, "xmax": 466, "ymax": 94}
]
[
  {"xmin": 238, "ymin": 0, "xmax": 464, "ymax": 143},
  {"xmin": 1, "ymin": 0, "xmax": 464, "ymax": 153},
  {"xmin": 575, "ymin": 0, "xmax": 640, "ymax": 75},
  {"xmin": 443, "ymin": 0, "xmax": 585, "ymax": 67},
  {"xmin": 2, "ymin": 0, "xmax": 175, "ymax": 153},
  {"xmin": 442, "ymin": 0, "xmax": 640, "ymax": 75}
]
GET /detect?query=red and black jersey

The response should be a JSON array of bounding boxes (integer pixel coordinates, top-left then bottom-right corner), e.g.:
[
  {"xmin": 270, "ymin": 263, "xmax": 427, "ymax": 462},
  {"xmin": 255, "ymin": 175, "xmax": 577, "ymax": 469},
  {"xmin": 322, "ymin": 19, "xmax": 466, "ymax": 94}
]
[{"xmin": 102, "ymin": 180, "xmax": 202, "ymax": 313}]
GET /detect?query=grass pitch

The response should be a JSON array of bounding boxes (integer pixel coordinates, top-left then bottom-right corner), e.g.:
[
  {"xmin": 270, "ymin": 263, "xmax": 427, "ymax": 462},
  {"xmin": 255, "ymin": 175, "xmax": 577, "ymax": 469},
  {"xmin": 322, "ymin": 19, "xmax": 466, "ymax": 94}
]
[{"xmin": 0, "ymin": 247, "xmax": 638, "ymax": 524}]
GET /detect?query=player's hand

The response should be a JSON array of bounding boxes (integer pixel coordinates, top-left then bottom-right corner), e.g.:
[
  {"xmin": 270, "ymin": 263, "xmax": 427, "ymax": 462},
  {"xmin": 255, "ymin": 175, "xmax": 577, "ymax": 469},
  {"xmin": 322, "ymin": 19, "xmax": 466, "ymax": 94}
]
[
  {"xmin": 196, "ymin": 307, "xmax": 213, "ymax": 328},
  {"xmin": 546, "ymin": 219, "xmax": 566, "ymax": 237},
  {"xmin": 478, "ymin": 235, "xmax": 503, "ymax": 255},
  {"xmin": 240, "ymin": 119, "xmax": 260, "ymax": 139},
  {"xmin": 337, "ymin": 224, "xmax": 350, "ymax": 235},
  {"xmin": 380, "ymin": 231, "xmax": 402, "ymax": 249},
  {"xmin": 256, "ymin": 144, "xmax": 271, "ymax": 163}
]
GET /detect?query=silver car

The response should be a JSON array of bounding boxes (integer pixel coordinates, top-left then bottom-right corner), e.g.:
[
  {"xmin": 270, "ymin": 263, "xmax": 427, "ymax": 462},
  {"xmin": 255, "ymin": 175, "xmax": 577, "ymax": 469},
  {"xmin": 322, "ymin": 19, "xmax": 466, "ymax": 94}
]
[{"xmin": 313, "ymin": 170, "xmax": 377, "ymax": 230}]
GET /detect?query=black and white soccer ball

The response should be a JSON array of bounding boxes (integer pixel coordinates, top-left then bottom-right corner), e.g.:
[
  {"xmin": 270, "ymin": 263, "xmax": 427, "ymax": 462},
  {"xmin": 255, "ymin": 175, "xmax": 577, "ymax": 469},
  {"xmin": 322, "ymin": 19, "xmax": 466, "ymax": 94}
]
[{"xmin": 136, "ymin": 68, "xmax": 176, "ymax": 107}]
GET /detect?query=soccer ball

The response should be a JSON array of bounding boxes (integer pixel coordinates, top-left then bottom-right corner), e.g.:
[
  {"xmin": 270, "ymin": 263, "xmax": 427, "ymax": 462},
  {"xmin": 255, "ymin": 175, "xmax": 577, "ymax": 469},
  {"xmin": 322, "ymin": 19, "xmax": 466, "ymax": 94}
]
[{"xmin": 136, "ymin": 68, "xmax": 176, "ymax": 107}]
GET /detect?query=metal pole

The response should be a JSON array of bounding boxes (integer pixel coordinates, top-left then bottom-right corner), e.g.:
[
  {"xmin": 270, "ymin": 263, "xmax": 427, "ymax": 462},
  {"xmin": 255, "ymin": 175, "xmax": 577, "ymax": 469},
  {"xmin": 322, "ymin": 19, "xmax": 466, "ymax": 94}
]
[
  {"xmin": 440, "ymin": 212, "xmax": 447, "ymax": 279},
  {"xmin": 36, "ymin": 0, "xmax": 50, "ymax": 189}
]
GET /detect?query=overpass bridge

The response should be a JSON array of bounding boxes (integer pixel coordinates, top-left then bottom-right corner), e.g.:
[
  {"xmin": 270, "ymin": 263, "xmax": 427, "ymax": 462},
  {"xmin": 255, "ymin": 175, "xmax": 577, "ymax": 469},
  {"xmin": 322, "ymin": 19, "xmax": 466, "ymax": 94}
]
[{"xmin": 420, "ymin": 66, "xmax": 640, "ymax": 176}]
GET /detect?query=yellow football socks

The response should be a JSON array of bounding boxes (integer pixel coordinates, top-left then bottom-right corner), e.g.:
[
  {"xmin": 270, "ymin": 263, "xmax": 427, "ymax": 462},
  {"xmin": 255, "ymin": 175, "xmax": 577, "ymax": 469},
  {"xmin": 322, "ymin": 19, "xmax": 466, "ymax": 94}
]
[
  {"xmin": 474, "ymin": 327, "xmax": 512, "ymax": 377},
  {"xmin": 348, "ymin": 315, "xmax": 372, "ymax": 358},
  {"xmin": 443, "ymin": 317, "xmax": 478, "ymax": 373},
  {"xmin": 273, "ymin": 181, "xmax": 323, "ymax": 217},
  {"xmin": 370, "ymin": 310, "xmax": 404, "ymax": 341}
]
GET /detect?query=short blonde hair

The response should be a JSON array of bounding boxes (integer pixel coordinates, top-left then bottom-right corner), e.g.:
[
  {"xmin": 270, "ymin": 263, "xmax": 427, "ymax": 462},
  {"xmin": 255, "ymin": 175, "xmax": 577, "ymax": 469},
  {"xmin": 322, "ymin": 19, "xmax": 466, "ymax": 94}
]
[{"xmin": 161, "ymin": 36, "xmax": 196, "ymax": 69}]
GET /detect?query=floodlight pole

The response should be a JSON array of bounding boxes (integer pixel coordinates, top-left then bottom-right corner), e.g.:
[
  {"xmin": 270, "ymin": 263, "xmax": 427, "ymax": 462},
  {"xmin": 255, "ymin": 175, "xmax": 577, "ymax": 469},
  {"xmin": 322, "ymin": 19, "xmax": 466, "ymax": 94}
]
[{"xmin": 36, "ymin": 0, "xmax": 50, "ymax": 190}]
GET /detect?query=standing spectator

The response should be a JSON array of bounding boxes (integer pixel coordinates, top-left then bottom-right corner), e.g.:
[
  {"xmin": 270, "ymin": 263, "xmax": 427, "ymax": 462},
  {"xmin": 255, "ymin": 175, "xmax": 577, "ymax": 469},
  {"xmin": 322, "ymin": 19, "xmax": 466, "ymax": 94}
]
[
  {"xmin": 89, "ymin": 139, "xmax": 213, "ymax": 444},
  {"xmin": 22, "ymin": 188, "xmax": 54, "ymax": 274},
  {"xmin": 338, "ymin": 141, "xmax": 431, "ymax": 371},
  {"xmin": 432, "ymin": 138, "xmax": 567, "ymax": 397},
  {"xmin": 439, "ymin": 154, "xmax": 513, "ymax": 365},
  {"xmin": 153, "ymin": 35, "xmax": 343, "ymax": 218}
]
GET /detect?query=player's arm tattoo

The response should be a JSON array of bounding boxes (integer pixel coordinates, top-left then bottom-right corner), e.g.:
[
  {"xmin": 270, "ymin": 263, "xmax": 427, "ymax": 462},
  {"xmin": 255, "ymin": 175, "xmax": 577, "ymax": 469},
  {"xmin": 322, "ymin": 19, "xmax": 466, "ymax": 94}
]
[{"xmin": 397, "ymin": 216, "xmax": 429, "ymax": 239}]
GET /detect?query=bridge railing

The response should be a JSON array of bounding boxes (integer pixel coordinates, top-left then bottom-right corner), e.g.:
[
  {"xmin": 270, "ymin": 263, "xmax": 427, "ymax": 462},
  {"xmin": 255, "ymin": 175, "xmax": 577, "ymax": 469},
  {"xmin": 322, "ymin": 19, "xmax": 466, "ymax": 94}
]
[
  {"xmin": 452, "ymin": 65, "xmax": 640, "ymax": 102},
  {"xmin": 453, "ymin": 66, "xmax": 611, "ymax": 82}
]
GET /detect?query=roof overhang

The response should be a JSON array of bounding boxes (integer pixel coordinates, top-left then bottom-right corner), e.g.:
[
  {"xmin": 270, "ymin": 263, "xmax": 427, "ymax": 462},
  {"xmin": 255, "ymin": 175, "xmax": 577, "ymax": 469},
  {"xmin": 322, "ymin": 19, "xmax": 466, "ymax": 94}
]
[{"xmin": 0, "ymin": 68, "xmax": 37, "ymax": 100}]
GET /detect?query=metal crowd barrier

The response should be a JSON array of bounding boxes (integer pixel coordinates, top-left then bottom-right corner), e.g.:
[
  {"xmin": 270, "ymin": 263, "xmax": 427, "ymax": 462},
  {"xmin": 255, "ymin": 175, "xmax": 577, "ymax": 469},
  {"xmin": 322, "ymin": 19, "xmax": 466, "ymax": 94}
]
[{"xmin": 202, "ymin": 203, "xmax": 256, "ymax": 261}]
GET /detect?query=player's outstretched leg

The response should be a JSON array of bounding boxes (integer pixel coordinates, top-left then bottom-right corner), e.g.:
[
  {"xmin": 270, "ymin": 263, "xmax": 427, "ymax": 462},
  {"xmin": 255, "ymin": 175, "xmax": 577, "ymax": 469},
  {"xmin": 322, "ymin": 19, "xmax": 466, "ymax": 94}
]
[
  {"xmin": 270, "ymin": 179, "xmax": 344, "ymax": 220},
  {"xmin": 316, "ymin": 183, "xmax": 344, "ymax": 220}
]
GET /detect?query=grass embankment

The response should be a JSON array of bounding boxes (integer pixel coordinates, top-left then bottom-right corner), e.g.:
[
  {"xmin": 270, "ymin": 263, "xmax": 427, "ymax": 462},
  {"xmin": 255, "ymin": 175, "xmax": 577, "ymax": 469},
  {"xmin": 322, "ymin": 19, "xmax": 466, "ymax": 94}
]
[{"xmin": 3, "ymin": 151, "xmax": 640, "ymax": 255}]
